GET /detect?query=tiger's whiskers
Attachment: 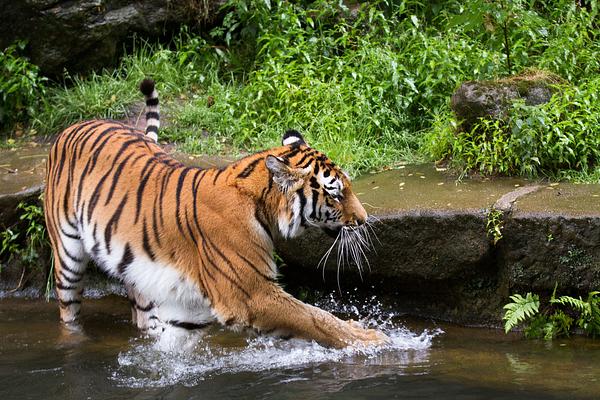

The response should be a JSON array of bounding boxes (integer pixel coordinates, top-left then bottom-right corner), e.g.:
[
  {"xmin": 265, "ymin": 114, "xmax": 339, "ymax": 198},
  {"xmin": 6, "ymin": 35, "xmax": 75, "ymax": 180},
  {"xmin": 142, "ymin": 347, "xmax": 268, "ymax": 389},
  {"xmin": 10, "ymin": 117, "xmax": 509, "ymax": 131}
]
[{"xmin": 317, "ymin": 221, "xmax": 376, "ymax": 293}]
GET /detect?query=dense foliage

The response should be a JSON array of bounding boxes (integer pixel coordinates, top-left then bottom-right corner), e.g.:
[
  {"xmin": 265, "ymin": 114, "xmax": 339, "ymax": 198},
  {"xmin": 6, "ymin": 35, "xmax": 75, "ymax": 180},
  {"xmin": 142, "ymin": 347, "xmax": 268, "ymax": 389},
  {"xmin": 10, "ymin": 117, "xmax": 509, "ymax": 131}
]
[
  {"xmin": 428, "ymin": 77, "xmax": 600, "ymax": 178},
  {"xmin": 0, "ymin": 42, "xmax": 46, "ymax": 134},
  {"xmin": 0, "ymin": 198, "xmax": 50, "ymax": 292},
  {"xmin": 1, "ymin": 0, "xmax": 599, "ymax": 177},
  {"xmin": 504, "ymin": 287, "xmax": 600, "ymax": 340}
]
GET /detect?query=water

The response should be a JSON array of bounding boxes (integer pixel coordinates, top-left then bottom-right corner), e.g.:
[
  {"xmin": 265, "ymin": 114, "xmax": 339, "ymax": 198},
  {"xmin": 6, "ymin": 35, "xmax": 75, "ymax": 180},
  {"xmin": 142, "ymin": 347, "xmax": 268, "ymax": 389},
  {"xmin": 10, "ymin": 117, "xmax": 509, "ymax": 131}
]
[{"xmin": 1, "ymin": 295, "xmax": 599, "ymax": 399}]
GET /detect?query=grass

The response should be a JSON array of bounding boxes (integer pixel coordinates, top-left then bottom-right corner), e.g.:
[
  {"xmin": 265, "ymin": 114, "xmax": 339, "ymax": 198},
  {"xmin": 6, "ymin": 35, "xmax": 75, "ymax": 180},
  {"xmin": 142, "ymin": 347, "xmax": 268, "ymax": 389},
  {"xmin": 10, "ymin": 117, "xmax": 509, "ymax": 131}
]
[{"xmin": 3, "ymin": 0, "xmax": 600, "ymax": 179}]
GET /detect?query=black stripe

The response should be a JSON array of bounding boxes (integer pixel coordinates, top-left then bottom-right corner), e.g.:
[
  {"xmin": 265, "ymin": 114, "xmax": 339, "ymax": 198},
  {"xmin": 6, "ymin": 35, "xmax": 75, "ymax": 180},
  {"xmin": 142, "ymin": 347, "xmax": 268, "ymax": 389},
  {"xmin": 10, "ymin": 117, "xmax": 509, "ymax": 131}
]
[
  {"xmin": 310, "ymin": 189, "xmax": 319, "ymax": 219},
  {"xmin": 296, "ymin": 188, "xmax": 307, "ymax": 227},
  {"xmin": 254, "ymin": 209, "xmax": 272, "ymax": 240},
  {"xmin": 117, "ymin": 244, "xmax": 134, "ymax": 275},
  {"xmin": 53, "ymin": 120, "xmax": 100, "ymax": 189},
  {"xmin": 87, "ymin": 127, "xmax": 123, "ymax": 172},
  {"xmin": 151, "ymin": 196, "xmax": 162, "ymax": 247},
  {"xmin": 200, "ymin": 238, "xmax": 250, "ymax": 299},
  {"xmin": 146, "ymin": 111, "xmax": 159, "ymax": 120},
  {"xmin": 142, "ymin": 218, "xmax": 156, "ymax": 261},
  {"xmin": 75, "ymin": 160, "xmax": 91, "ymax": 210},
  {"xmin": 61, "ymin": 245, "xmax": 83, "ymax": 263},
  {"xmin": 237, "ymin": 158, "xmax": 261, "ymax": 179},
  {"xmin": 56, "ymin": 282, "xmax": 78, "ymax": 291},
  {"xmin": 167, "ymin": 320, "xmax": 210, "ymax": 330},
  {"xmin": 59, "ymin": 299, "xmax": 81, "ymax": 307},
  {"xmin": 104, "ymin": 152, "xmax": 134, "ymax": 206},
  {"xmin": 91, "ymin": 242, "xmax": 100, "ymax": 258},
  {"xmin": 59, "ymin": 226, "xmax": 80, "ymax": 240},
  {"xmin": 146, "ymin": 125, "xmax": 159, "ymax": 134},
  {"xmin": 283, "ymin": 147, "xmax": 301, "ymax": 159},
  {"xmin": 236, "ymin": 251, "xmax": 277, "ymax": 282},
  {"xmin": 146, "ymin": 98, "xmax": 159, "ymax": 106},
  {"xmin": 60, "ymin": 257, "xmax": 83, "ymax": 277},
  {"xmin": 309, "ymin": 177, "xmax": 320, "ymax": 189},
  {"xmin": 60, "ymin": 270, "xmax": 82, "ymax": 284},
  {"xmin": 191, "ymin": 169, "xmax": 205, "ymax": 234},
  {"xmin": 175, "ymin": 167, "xmax": 192, "ymax": 234},
  {"xmin": 87, "ymin": 170, "xmax": 110, "ymax": 222},
  {"xmin": 136, "ymin": 302, "xmax": 154, "ymax": 312},
  {"xmin": 104, "ymin": 195, "xmax": 128, "ymax": 254},
  {"xmin": 212, "ymin": 168, "xmax": 225, "ymax": 184},
  {"xmin": 296, "ymin": 150, "xmax": 315, "ymax": 168},
  {"xmin": 184, "ymin": 209, "xmax": 199, "ymax": 248},
  {"xmin": 135, "ymin": 161, "xmax": 159, "ymax": 224}
]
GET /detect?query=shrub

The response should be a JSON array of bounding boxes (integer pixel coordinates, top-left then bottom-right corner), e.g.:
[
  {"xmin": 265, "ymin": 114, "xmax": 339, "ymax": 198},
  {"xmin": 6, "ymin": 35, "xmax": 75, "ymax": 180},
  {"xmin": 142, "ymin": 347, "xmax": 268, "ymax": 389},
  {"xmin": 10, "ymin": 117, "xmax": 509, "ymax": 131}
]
[
  {"xmin": 0, "ymin": 42, "xmax": 46, "ymax": 135},
  {"xmin": 427, "ymin": 77, "xmax": 600, "ymax": 178}
]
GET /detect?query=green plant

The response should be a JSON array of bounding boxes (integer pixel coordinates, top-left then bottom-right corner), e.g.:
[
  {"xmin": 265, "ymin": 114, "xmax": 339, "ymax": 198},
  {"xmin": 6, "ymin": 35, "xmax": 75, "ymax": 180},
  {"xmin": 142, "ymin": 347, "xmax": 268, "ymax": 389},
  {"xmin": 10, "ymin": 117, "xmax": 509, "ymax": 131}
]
[
  {"xmin": 503, "ymin": 292, "xmax": 540, "ymax": 333},
  {"xmin": 0, "ymin": 228, "xmax": 20, "ymax": 272},
  {"xmin": 0, "ymin": 197, "xmax": 50, "ymax": 291},
  {"xmin": 0, "ymin": 41, "xmax": 46, "ymax": 135},
  {"xmin": 550, "ymin": 291, "xmax": 600, "ymax": 337},
  {"xmin": 503, "ymin": 285, "xmax": 600, "ymax": 340},
  {"xmin": 16, "ymin": 201, "xmax": 47, "ymax": 266},
  {"xmin": 428, "ymin": 77, "xmax": 600, "ymax": 179},
  {"xmin": 486, "ymin": 208, "xmax": 504, "ymax": 245}
]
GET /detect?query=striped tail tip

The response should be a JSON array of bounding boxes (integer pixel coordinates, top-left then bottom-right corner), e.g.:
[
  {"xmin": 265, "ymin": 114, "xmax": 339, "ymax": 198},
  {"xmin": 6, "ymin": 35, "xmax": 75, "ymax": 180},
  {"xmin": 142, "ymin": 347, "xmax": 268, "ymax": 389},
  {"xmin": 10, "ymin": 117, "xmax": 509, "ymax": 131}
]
[
  {"xmin": 139, "ymin": 78, "xmax": 155, "ymax": 97},
  {"xmin": 139, "ymin": 78, "xmax": 160, "ymax": 143}
]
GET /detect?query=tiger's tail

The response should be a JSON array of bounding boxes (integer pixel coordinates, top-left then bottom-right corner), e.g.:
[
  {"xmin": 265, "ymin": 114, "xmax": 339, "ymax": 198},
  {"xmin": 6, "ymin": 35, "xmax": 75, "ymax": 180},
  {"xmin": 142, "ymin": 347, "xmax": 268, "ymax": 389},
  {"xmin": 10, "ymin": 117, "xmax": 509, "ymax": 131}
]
[{"xmin": 139, "ymin": 78, "xmax": 160, "ymax": 142}]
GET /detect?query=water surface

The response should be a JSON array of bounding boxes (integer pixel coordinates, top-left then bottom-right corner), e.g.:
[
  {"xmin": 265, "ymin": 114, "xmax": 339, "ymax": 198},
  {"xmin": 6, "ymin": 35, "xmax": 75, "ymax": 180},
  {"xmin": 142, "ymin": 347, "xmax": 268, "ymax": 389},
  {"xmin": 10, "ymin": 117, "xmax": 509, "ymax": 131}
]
[{"xmin": 1, "ymin": 295, "xmax": 598, "ymax": 399}]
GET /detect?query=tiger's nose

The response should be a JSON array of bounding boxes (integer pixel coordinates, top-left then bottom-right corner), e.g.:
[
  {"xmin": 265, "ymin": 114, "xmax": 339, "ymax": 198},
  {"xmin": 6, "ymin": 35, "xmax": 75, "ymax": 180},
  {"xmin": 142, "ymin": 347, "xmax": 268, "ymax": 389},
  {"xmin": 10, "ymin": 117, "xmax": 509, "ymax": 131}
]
[{"xmin": 346, "ymin": 214, "xmax": 366, "ymax": 226}]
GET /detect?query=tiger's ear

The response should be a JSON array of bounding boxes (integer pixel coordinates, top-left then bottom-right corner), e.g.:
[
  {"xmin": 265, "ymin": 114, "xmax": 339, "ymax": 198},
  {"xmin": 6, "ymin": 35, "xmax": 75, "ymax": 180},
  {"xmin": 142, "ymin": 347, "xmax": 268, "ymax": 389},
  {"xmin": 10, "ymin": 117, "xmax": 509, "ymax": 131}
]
[
  {"xmin": 282, "ymin": 130, "xmax": 307, "ymax": 147},
  {"xmin": 265, "ymin": 155, "xmax": 306, "ymax": 192}
]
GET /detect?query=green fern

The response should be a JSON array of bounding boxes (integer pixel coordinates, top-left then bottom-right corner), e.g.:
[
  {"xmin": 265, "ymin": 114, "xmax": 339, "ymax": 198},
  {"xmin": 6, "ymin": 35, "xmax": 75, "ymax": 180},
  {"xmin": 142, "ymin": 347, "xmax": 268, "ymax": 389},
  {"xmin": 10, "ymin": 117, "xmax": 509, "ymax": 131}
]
[
  {"xmin": 551, "ymin": 294, "xmax": 589, "ymax": 313},
  {"xmin": 503, "ymin": 293, "xmax": 540, "ymax": 333},
  {"xmin": 550, "ymin": 292, "xmax": 600, "ymax": 336},
  {"xmin": 580, "ymin": 291, "xmax": 600, "ymax": 337}
]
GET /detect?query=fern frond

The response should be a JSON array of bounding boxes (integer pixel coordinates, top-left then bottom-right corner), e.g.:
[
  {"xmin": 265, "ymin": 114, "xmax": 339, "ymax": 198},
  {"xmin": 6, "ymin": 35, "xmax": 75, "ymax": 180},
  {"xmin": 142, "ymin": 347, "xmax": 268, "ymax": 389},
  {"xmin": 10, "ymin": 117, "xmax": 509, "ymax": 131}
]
[
  {"xmin": 551, "ymin": 295, "xmax": 589, "ymax": 314},
  {"xmin": 503, "ymin": 293, "xmax": 540, "ymax": 333}
]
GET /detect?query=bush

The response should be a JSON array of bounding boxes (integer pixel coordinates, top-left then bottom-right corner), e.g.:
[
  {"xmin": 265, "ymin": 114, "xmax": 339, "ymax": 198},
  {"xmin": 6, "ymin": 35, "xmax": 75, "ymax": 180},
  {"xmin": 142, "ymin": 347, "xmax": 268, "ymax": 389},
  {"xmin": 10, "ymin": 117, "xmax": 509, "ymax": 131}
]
[
  {"xmin": 0, "ymin": 42, "xmax": 46, "ymax": 135},
  {"xmin": 426, "ymin": 77, "xmax": 600, "ymax": 178}
]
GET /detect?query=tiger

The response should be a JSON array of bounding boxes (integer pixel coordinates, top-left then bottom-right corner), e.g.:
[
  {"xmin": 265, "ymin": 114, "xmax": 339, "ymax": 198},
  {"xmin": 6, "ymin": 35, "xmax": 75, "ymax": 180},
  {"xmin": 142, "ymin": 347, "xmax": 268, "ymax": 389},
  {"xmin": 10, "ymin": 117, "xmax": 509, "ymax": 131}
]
[{"xmin": 44, "ymin": 78, "xmax": 389, "ymax": 349}]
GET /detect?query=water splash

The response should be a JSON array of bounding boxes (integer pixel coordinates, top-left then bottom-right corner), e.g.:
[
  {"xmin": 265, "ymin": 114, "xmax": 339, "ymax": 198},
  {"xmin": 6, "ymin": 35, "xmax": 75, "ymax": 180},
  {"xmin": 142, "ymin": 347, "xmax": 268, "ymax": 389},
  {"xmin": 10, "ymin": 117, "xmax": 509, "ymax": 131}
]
[{"xmin": 112, "ymin": 293, "xmax": 443, "ymax": 388}]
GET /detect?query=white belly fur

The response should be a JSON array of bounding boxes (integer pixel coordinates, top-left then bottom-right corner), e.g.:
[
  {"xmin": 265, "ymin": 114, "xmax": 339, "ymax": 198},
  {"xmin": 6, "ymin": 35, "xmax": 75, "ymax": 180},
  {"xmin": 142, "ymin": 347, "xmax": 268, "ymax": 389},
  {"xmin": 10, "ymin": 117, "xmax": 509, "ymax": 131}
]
[{"xmin": 80, "ymin": 223, "xmax": 215, "ymax": 336}]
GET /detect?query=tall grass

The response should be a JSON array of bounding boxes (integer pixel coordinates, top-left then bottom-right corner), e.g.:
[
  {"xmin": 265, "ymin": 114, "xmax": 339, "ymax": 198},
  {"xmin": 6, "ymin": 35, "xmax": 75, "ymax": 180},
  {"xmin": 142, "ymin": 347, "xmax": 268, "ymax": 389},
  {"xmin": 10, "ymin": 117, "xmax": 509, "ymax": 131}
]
[{"xmin": 18, "ymin": 0, "xmax": 600, "ymax": 178}]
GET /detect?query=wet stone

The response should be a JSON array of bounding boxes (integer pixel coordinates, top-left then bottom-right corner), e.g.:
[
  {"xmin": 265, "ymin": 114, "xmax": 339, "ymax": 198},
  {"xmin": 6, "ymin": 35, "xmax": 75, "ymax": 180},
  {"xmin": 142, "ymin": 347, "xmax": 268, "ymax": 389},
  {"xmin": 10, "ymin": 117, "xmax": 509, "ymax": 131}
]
[{"xmin": 0, "ymin": 143, "xmax": 48, "ymax": 229}]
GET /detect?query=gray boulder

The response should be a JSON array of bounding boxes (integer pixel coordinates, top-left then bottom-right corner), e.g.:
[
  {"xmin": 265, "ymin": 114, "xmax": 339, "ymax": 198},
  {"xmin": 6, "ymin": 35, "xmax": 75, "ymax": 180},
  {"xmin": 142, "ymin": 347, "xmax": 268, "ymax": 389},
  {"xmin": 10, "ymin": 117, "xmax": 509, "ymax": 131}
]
[
  {"xmin": 0, "ymin": 0, "xmax": 225, "ymax": 76},
  {"xmin": 451, "ymin": 71, "xmax": 563, "ymax": 132}
]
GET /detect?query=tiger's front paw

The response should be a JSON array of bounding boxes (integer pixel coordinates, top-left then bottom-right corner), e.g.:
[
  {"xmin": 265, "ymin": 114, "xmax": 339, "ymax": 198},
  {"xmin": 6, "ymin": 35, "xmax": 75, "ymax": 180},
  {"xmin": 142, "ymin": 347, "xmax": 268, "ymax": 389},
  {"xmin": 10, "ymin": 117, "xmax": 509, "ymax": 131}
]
[{"xmin": 343, "ymin": 319, "xmax": 390, "ymax": 347}]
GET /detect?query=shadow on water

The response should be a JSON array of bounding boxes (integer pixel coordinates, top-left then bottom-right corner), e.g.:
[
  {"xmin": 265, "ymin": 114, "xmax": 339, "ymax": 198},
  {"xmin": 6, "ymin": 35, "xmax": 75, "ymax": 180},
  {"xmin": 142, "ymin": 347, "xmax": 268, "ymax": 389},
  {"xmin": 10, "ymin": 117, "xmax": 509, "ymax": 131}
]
[{"xmin": 1, "ymin": 295, "xmax": 599, "ymax": 399}]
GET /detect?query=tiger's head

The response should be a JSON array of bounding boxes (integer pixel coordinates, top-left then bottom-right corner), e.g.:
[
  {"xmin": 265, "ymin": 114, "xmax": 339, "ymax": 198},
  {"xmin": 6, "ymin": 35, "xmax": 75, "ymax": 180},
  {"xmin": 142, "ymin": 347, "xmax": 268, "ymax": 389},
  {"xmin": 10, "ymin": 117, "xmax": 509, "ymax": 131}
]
[{"xmin": 265, "ymin": 130, "xmax": 369, "ymax": 241}]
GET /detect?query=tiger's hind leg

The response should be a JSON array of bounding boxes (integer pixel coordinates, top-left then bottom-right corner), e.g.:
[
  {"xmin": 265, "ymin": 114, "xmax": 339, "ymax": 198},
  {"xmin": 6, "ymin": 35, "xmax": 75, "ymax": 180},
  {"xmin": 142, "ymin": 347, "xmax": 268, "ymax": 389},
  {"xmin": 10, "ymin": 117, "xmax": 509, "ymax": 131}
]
[
  {"xmin": 51, "ymin": 232, "xmax": 89, "ymax": 324},
  {"xmin": 125, "ymin": 284, "xmax": 158, "ymax": 333}
]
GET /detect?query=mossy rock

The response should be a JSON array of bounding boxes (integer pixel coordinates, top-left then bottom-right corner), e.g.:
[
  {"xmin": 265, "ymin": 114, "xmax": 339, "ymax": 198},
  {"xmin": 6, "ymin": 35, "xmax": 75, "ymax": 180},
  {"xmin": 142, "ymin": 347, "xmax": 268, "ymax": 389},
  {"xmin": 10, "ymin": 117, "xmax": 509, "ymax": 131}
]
[{"xmin": 451, "ymin": 70, "xmax": 564, "ymax": 132}]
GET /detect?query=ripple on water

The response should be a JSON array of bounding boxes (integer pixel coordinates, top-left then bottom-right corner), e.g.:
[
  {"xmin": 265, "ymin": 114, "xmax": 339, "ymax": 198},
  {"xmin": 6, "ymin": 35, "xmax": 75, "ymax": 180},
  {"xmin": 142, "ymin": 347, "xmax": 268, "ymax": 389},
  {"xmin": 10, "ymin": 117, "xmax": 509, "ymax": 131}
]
[{"xmin": 112, "ymin": 295, "xmax": 443, "ymax": 388}]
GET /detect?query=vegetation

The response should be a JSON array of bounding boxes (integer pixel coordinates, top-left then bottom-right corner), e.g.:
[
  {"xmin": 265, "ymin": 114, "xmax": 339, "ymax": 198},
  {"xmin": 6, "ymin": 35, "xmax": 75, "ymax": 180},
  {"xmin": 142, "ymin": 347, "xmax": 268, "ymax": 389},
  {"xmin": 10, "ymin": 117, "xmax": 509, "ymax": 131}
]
[
  {"xmin": 1, "ymin": 0, "xmax": 598, "ymax": 178},
  {"xmin": 503, "ymin": 286, "xmax": 600, "ymax": 340},
  {"xmin": 428, "ymin": 77, "xmax": 600, "ymax": 179},
  {"xmin": 0, "ymin": 41, "xmax": 46, "ymax": 135},
  {"xmin": 0, "ymin": 197, "xmax": 50, "ymax": 291},
  {"xmin": 486, "ymin": 208, "xmax": 504, "ymax": 245}
]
